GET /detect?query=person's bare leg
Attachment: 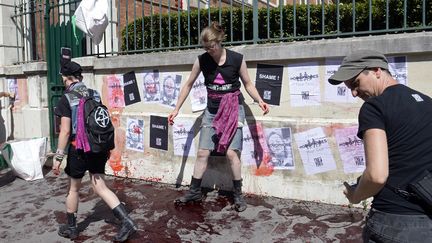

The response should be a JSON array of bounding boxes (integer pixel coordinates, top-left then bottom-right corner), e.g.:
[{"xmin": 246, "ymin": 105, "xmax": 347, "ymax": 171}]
[
  {"xmin": 89, "ymin": 173, "xmax": 120, "ymax": 209},
  {"xmin": 90, "ymin": 173, "xmax": 137, "ymax": 241},
  {"xmin": 175, "ymin": 149, "xmax": 211, "ymax": 204},
  {"xmin": 226, "ymin": 149, "xmax": 247, "ymax": 212},
  {"xmin": 192, "ymin": 149, "xmax": 211, "ymax": 179},
  {"xmin": 226, "ymin": 149, "xmax": 242, "ymax": 180},
  {"xmin": 58, "ymin": 177, "xmax": 82, "ymax": 239},
  {"xmin": 66, "ymin": 177, "xmax": 82, "ymax": 213}
]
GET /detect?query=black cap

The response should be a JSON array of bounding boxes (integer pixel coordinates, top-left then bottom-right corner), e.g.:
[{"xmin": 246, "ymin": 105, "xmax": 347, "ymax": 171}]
[{"xmin": 60, "ymin": 61, "xmax": 82, "ymax": 77}]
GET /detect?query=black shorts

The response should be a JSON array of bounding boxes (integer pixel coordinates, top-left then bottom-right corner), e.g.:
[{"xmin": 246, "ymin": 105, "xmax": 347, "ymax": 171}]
[{"xmin": 65, "ymin": 145, "xmax": 110, "ymax": 179}]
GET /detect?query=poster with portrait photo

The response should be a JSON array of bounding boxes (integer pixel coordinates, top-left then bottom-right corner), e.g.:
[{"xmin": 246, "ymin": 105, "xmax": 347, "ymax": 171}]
[
  {"xmin": 288, "ymin": 62, "xmax": 321, "ymax": 107},
  {"xmin": 123, "ymin": 71, "xmax": 141, "ymax": 106},
  {"xmin": 126, "ymin": 118, "xmax": 144, "ymax": 152},
  {"xmin": 160, "ymin": 72, "xmax": 182, "ymax": 108},
  {"xmin": 294, "ymin": 127, "xmax": 337, "ymax": 175},
  {"xmin": 150, "ymin": 115, "xmax": 168, "ymax": 151},
  {"xmin": 255, "ymin": 63, "xmax": 283, "ymax": 106},
  {"xmin": 172, "ymin": 118, "xmax": 196, "ymax": 157},
  {"xmin": 7, "ymin": 78, "xmax": 19, "ymax": 102},
  {"xmin": 263, "ymin": 127, "xmax": 294, "ymax": 170},
  {"xmin": 387, "ymin": 56, "xmax": 407, "ymax": 85},
  {"xmin": 142, "ymin": 70, "xmax": 160, "ymax": 103},
  {"xmin": 334, "ymin": 126, "xmax": 365, "ymax": 174},
  {"xmin": 107, "ymin": 75, "xmax": 125, "ymax": 108},
  {"xmin": 190, "ymin": 73, "xmax": 207, "ymax": 112},
  {"xmin": 323, "ymin": 58, "xmax": 357, "ymax": 103}
]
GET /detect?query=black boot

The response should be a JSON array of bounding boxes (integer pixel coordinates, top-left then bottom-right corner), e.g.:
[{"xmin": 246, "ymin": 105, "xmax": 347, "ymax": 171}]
[
  {"xmin": 112, "ymin": 203, "xmax": 137, "ymax": 242},
  {"xmin": 175, "ymin": 177, "xmax": 203, "ymax": 204},
  {"xmin": 58, "ymin": 212, "xmax": 78, "ymax": 239},
  {"xmin": 233, "ymin": 179, "xmax": 247, "ymax": 212}
]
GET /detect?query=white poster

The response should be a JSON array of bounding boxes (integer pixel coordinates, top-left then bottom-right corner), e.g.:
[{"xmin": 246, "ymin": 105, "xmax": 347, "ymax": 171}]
[
  {"xmin": 288, "ymin": 62, "xmax": 321, "ymax": 107},
  {"xmin": 294, "ymin": 127, "xmax": 337, "ymax": 175},
  {"xmin": 190, "ymin": 73, "xmax": 207, "ymax": 112},
  {"xmin": 387, "ymin": 56, "xmax": 407, "ymax": 85},
  {"xmin": 264, "ymin": 127, "xmax": 294, "ymax": 170},
  {"xmin": 241, "ymin": 122, "xmax": 269, "ymax": 167},
  {"xmin": 172, "ymin": 119, "xmax": 196, "ymax": 157},
  {"xmin": 126, "ymin": 118, "xmax": 144, "ymax": 152},
  {"xmin": 324, "ymin": 59, "xmax": 357, "ymax": 103},
  {"xmin": 334, "ymin": 126, "xmax": 365, "ymax": 174},
  {"xmin": 160, "ymin": 72, "xmax": 182, "ymax": 108}
]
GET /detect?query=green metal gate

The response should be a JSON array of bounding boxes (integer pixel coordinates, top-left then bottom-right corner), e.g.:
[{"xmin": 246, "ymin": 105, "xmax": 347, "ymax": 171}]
[{"xmin": 45, "ymin": 0, "xmax": 84, "ymax": 150}]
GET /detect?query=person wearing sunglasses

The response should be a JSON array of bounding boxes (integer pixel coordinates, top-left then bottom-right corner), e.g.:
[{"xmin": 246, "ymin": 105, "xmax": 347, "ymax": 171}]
[{"xmin": 168, "ymin": 21, "xmax": 269, "ymax": 212}]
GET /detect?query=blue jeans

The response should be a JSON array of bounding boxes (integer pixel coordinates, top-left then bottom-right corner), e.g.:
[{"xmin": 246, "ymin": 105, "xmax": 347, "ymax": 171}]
[{"xmin": 363, "ymin": 208, "xmax": 432, "ymax": 243}]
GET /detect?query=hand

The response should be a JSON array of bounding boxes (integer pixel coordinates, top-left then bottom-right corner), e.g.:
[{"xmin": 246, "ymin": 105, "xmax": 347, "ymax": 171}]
[
  {"xmin": 52, "ymin": 149, "xmax": 65, "ymax": 176},
  {"xmin": 168, "ymin": 110, "xmax": 178, "ymax": 125},
  {"xmin": 343, "ymin": 181, "xmax": 360, "ymax": 204},
  {"xmin": 52, "ymin": 159, "xmax": 62, "ymax": 176},
  {"xmin": 258, "ymin": 100, "xmax": 269, "ymax": 115}
]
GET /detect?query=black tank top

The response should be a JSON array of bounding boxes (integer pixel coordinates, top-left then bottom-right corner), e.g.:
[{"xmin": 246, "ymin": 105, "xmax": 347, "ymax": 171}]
[{"xmin": 198, "ymin": 49, "xmax": 243, "ymax": 112}]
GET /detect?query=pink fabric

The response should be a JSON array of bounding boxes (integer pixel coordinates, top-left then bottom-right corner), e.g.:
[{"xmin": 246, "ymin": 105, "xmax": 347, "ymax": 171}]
[
  {"xmin": 210, "ymin": 90, "xmax": 241, "ymax": 153},
  {"xmin": 75, "ymin": 98, "xmax": 91, "ymax": 152}
]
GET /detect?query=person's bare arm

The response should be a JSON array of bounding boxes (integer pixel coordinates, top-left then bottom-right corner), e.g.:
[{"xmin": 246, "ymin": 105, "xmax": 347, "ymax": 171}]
[
  {"xmin": 168, "ymin": 58, "xmax": 201, "ymax": 124},
  {"xmin": 344, "ymin": 128, "xmax": 389, "ymax": 203},
  {"xmin": 238, "ymin": 59, "xmax": 269, "ymax": 115},
  {"xmin": 52, "ymin": 117, "xmax": 71, "ymax": 175}
]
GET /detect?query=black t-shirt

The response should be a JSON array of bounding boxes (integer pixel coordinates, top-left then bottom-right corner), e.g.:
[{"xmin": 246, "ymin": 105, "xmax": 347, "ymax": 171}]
[
  {"xmin": 358, "ymin": 84, "xmax": 432, "ymax": 214},
  {"xmin": 55, "ymin": 95, "xmax": 71, "ymax": 118},
  {"xmin": 199, "ymin": 49, "xmax": 243, "ymax": 112}
]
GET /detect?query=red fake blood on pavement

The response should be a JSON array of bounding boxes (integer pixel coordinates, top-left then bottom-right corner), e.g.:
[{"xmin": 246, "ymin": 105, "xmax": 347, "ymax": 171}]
[{"xmin": 105, "ymin": 179, "xmax": 234, "ymax": 242}]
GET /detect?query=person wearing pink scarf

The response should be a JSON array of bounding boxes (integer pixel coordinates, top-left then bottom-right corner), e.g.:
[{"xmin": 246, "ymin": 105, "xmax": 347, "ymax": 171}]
[
  {"xmin": 52, "ymin": 61, "xmax": 136, "ymax": 241},
  {"xmin": 168, "ymin": 22, "xmax": 269, "ymax": 212}
]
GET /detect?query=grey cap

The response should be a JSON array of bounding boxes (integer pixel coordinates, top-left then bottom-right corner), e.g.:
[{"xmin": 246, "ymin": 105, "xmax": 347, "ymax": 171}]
[{"xmin": 328, "ymin": 50, "xmax": 389, "ymax": 85}]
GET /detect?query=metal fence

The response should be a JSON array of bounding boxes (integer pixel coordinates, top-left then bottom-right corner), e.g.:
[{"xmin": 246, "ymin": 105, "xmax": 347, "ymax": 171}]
[{"xmin": 9, "ymin": 0, "xmax": 432, "ymax": 64}]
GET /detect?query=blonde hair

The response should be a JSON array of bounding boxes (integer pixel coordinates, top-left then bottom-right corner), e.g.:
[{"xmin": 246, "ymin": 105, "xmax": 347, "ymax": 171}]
[{"xmin": 200, "ymin": 21, "xmax": 225, "ymax": 43}]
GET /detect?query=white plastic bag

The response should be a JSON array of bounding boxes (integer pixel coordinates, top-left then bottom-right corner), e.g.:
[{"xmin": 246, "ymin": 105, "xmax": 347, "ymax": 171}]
[
  {"xmin": 74, "ymin": 0, "xmax": 109, "ymax": 45},
  {"xmin": 1, "ymin": 137, "xmax": 47, "ymax": 181}
]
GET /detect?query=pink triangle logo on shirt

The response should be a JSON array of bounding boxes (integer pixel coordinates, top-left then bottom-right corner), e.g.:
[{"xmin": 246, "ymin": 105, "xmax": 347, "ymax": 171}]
[{"xmin": 213, "ymin": 73, "xmax": 226, "ymax": 85}]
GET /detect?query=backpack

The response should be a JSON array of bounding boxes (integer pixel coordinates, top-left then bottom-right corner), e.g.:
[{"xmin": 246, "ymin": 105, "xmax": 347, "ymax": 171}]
[{"xmin": 70, "ymin": 90, "xmax": 115, "ymax": 153}]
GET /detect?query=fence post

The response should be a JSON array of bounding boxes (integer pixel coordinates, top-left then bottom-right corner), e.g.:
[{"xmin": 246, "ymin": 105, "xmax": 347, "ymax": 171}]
[{"xmin": 253, "ymin": 0, "xmax": 258, "ymax": 44}]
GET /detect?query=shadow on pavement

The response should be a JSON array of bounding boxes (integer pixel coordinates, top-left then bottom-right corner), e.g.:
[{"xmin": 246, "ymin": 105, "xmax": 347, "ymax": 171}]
[{"xmin": 0, "ymin": 169, "xmax": 15, "ymax": 187}]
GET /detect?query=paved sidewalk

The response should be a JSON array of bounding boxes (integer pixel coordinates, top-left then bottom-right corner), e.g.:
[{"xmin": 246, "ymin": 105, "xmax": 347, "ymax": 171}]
[{"xmin": 0, "ymin": 168, "xmax": 366, "ymax": 243}]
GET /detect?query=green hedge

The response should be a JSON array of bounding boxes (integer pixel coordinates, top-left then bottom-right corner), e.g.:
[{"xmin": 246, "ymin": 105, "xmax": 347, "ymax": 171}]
[{"xmin": 121, "ymin": 0, "xmax": 432, "ymax": 52}]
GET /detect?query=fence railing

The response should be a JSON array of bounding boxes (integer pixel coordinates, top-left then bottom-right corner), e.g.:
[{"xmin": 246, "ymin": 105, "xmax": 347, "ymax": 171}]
[{"xmin": 9, "ymin": 0, "xmax": 432, "ymax": 64}]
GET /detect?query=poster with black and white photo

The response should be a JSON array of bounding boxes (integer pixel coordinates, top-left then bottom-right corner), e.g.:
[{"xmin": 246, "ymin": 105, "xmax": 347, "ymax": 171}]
[
  {"xmin": 150, "ymin": 115, "xmax": 168, "ymax": 151},
  {"xmin": 255, "ymin": 63, "xmax": 283, "ymax": 106},
  {"xmin": 123, "ymin": 71, "xmax": 141, "ymax": 106}
]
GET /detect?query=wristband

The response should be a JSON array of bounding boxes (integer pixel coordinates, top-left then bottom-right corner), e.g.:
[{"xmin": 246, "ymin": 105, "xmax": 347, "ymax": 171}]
[{"xmin": 54, "ymin": 149, "xmax": 65, "ymax": 163}]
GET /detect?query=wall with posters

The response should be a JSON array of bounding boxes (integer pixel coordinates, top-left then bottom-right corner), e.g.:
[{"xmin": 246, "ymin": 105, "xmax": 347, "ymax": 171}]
[
  {"xmin": 80, "ymin": 32, "xmax": 432, "ymax": 205},
  {"xmin": 0, "ymin": 62, "xmax": 49, "ymax": 143},
  {"xmin": 2, "ymin": 32, "xmax": 431, "ymax": 205}
]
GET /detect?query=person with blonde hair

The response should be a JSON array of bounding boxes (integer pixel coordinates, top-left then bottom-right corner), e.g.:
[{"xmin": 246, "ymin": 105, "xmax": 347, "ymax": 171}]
[{"xmin": 168, "ymin": 22, "xmax": 269, "ymax": 212}]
